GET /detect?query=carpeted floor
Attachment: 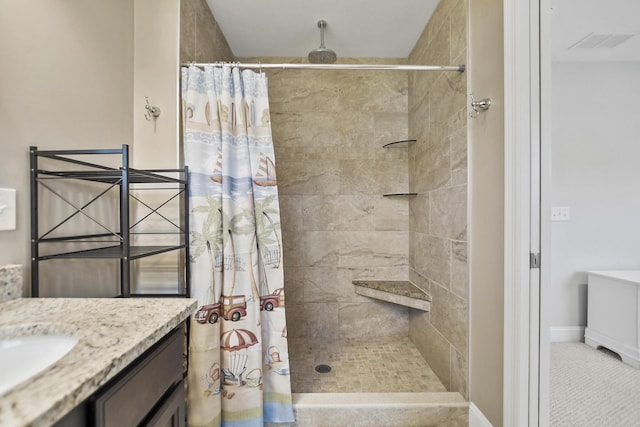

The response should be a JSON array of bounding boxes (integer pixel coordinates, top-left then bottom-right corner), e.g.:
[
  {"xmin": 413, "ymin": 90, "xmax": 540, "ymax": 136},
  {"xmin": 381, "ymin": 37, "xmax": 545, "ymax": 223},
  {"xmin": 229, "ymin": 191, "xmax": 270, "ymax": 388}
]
[{"xmin": 551, "ymin": 342, "xmax": 640, "ymax": 426}]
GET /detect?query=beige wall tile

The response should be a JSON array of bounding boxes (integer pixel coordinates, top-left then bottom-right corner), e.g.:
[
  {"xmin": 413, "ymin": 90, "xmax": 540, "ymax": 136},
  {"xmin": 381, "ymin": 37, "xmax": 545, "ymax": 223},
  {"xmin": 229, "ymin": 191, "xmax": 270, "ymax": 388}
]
[
  {"xmin": 450, "ymin": 0, "xmax": 468, "ymax": 62},
  {"xmin": 338, "ymin": 231, "xmax": 409, "ymax": 270},
  {"xmin": 339, "ymin": 302, "xmax": 408, "ymax": 338},
  {"xmin": 296, "ymin": 231, "xmax": 341, "ymax": 268},
  {"xmin": 180, "ymin": 0, "xmax": 233, "ymax": 63},
  {"xmin": 271, "ymin": 112, "xmax": 303, "ymax": 154},
  {"xmin": 451, "ymin": 241, "xmax": 468, "ymax": 299},
  {"xmin": 301, "ymin": 113, "xmax": 374, "ymax": 160},
  {"xmin": 409, "ymin": 268, "xmax": 431, "ymax": 294},
  {"xmin": 409, "ymin": 310, "xmax": 451, "ymax": 389},
  {"xmin": 302, "ymin": 195, "xmax": 373, "ymax": 231},
  {"xmin": 430, "ymin": 282, "xmax": 467, "ymax": 353},
  {"xmin": 430, "ymin": 184, "xmax": 467, "ymax": 240},
  {"xmin": 410, "ymin": 193, "xmax": 431, "ymax": 234},
  {"xmin": 451, "ymin": 126, "xmax": 467, "ymax": 174},
  {"xmin": 277, "ymin": 160, "xmax": 341, "ymax": 196},
  {"xmin": 371, "ymin": 197, "xmax": 410, "ymax": 231},
  {"xmin": 413, "ymin": 233, "xmax": 451, "ymax": 287},
  {"xmin": 450, "ymin": 346, "xmax": 468, "ymax": 398},
  {"xmin": 287, "ymin": 303, "xmax": 340, "ymax": 339},
  {"xmin": 303, "ymin": 267, "xmax": 339, "ymax": 303},
  {"xmin": 278, "ymin": 195, "xmax": 303, "ymax": 233},
  {"xmin": 179, "ymin": 0, "xmax": 196, "ymax": 63},
  {"xmin": 283, "ymin": 267, "xmax": 305, "ymax": 304},
  {"xmin": 412, "ymin": 137, "xmax": 452, "ymax": 192},
  {"xmin": 374, "ymin": 112, "xmax": 409, "ymax": 147},
  {"xmin": 339, "ymin": 159, "xmax": 408, "ymax": 196}
]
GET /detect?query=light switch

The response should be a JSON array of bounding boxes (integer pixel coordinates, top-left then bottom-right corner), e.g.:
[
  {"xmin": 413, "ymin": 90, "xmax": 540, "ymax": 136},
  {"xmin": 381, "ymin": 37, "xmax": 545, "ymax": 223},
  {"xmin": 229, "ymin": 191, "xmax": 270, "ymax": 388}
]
[
  {"xmin": 0, "ymin": 188, "xmax": 16, "ymax": 231},
  {"xmin": 551, "ymin": 206, "xmax": 570, "ymax": 221}
]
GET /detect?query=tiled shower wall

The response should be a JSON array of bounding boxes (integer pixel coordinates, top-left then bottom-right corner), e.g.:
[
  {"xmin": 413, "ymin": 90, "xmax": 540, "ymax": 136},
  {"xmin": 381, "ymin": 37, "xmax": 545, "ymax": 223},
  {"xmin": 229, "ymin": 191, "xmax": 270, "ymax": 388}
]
[
  {"xmin": 180, "ymin": 0, "xmax": 233, "ymax": 63},
  {"xmin": 247, "ymin": 59, "xmax": 412, "ymax": 339},
  {"xmin": 407, "ymin": 0, "xmax": 468, "ymax": 395},
  {"xmin": 180, "ymin": 1, "xmax": 470, "ymax": 392}
]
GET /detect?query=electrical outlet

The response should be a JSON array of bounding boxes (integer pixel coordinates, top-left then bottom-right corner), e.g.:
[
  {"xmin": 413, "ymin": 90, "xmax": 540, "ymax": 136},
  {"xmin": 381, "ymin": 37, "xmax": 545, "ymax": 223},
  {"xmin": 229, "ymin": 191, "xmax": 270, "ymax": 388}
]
[
  {"xmin": 551, "ymin": 206, "xmax": 570, "ymax": 221},
  {"xmin": 0, "ymin": 189, "xmax": 16, "ymax": 231}
]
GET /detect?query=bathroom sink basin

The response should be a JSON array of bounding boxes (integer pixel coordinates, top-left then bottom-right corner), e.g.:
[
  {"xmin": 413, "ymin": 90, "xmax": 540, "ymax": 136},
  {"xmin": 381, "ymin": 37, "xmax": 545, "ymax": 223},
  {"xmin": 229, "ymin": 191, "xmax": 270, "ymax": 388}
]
[{"xmin": 0, "ymin": 334, "xmax": 78, "ymax": 396}]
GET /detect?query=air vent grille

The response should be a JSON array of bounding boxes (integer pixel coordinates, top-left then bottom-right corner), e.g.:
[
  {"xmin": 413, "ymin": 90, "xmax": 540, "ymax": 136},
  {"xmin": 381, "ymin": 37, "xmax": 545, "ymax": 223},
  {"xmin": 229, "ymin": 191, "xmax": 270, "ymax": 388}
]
[{"xmin": 569, "ymin": 33, "xmax": 635, "ymax": 49}]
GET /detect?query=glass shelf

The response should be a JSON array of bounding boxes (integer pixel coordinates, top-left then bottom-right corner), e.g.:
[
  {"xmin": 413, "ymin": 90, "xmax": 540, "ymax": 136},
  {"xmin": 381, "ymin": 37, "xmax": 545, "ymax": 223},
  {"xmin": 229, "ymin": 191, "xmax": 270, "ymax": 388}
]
[
  {"xmin": 382, "ymin": 139, "xmax": 416, "ymax": 149},
  {"xmin": 383, "ymin": 193, "xmax": 418, "ymax": 197}
]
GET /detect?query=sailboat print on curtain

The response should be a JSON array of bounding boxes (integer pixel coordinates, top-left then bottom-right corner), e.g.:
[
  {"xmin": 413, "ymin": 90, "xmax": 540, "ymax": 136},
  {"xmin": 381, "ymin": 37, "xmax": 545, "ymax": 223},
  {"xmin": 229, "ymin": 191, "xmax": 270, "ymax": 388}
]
[
  {"xmin": 253, "ymin": 153, "xmax": 277, "ymax": 187},
  {"xmin": 182, "ymin": 64, "xmax": 294, "ymax": 427},
  {"xmin": 210, "ymin": 149, "xmax": 223, "ymax": 184}
]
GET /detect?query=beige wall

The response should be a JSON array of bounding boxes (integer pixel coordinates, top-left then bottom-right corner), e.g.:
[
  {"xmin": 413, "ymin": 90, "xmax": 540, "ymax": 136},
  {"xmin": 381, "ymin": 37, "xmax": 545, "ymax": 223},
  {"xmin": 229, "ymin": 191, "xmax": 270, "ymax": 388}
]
[
  {"xmin": 407, "ymin": 0, "xmax": 469, "ymax": 396},
  {"xmin": 133, "ymin": 0, "xmax": 180, "ymax": 169},
  {"xmin": 468, "ymin": 0, "xmax": 505, "ymax": 424},
  {"xmin": 245, "ymin": 58, "xmax": 412, "ymax": 339},
  {"xmin": 0, "ymin": 0, "xmax": 134, "ymax": 292}
]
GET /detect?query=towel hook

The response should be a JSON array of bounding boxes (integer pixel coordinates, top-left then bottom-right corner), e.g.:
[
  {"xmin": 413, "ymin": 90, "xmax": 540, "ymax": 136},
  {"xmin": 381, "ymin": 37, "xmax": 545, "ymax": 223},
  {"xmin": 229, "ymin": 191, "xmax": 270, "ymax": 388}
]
[
  {"xmin": 144, "ymin": 96, "xmax": 161, "ymax": 121},
  {"xmin": 469, "ymin": 93, "xmax": 492, "ymax": 118}
]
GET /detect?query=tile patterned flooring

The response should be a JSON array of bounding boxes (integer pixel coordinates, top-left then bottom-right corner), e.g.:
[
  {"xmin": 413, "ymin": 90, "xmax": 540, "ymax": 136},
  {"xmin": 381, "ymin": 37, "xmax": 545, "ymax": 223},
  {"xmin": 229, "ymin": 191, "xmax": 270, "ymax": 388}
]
[{"xmin": 288, "ymin": 336, "xmax": 447, "ymax": 393}]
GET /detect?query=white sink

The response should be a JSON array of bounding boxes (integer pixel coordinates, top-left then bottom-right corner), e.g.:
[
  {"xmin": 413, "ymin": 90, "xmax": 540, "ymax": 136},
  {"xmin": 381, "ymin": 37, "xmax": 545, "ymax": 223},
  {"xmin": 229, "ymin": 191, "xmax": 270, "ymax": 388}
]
[{"xmin": 0, "ymin": 334, "xmax": 78, "ymax": 396}]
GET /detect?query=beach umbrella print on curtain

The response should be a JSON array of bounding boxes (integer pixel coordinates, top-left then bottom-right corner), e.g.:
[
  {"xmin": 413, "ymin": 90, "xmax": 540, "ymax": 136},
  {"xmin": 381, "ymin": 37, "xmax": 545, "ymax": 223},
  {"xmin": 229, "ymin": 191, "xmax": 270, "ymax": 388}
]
[
  {"xmin": 221, "ymin": 328, "xmax": 259, "ymax": 351},
  {"xmin": 221, "ymin": 329, "xmax": 259, "ymax": 388}
]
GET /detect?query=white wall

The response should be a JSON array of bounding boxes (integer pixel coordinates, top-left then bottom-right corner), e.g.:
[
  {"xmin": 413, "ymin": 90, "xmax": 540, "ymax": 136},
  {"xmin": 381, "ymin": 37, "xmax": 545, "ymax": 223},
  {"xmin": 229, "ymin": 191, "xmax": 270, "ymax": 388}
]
[{"xmin": 551, "ymin": 62, "xmax": 640, "ymax": 329}]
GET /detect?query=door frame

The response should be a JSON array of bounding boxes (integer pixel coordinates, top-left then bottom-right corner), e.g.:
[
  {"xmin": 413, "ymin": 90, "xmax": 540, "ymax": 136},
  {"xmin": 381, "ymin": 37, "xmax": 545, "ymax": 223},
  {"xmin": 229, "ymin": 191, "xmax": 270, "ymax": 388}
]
[{"xmin": 503, "ymin": 0, "xmax": 542, "ymax": 425}]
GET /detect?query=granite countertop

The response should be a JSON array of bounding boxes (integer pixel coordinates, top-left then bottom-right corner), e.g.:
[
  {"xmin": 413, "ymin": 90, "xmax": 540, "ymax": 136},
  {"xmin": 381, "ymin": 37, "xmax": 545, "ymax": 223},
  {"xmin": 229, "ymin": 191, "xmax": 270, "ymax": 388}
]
[{"xmin": 0, "ymin": 297, "xmax": 196, "ymax": 427}]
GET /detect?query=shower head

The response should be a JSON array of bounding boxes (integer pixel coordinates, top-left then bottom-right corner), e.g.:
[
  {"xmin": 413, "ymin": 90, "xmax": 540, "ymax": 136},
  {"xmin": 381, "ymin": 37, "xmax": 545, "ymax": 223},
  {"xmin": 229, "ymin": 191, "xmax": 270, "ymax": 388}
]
[{"xmin": 308, "ymin": 20, "xmax": 337, "ymax": 64}]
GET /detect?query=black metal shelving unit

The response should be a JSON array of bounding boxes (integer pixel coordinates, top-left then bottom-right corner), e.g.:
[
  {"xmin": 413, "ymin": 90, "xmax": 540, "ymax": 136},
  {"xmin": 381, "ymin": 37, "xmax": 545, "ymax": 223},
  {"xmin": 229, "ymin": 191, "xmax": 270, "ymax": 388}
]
[{"xmin": 30, "ymin": 145, "xmax": 190, "ymax": 298}]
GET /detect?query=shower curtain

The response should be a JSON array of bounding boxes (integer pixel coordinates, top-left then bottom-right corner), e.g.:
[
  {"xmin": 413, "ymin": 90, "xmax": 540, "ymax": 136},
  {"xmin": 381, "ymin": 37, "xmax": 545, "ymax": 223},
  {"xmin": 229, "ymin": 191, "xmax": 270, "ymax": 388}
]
[{"xmin": 181, "ymin": 64, "xmax": 294, "ymax": 427}]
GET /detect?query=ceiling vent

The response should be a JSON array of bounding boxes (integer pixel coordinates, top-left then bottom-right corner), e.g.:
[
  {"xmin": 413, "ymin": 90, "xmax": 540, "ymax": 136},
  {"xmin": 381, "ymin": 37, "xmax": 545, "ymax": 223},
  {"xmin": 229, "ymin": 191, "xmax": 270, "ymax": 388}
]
[{"xmin": 569, "ymin": 32, "xmax": 635, "ymax": 49}]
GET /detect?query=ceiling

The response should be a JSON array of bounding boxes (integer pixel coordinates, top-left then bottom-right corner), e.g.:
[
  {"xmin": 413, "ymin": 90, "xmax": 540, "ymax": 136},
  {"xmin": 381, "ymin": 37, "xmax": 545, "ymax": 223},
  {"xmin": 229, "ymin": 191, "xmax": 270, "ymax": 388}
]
[
  {"xmin": 206, "ymin": 0, "xmax": 640, "ymax": 62},
  {"xmin": 205, "ymin": 0, "xmax": 441, "ymax": 59},
  {"xmin": 551, "ymin": 0, "xmax": 640, "ymax": 62}
]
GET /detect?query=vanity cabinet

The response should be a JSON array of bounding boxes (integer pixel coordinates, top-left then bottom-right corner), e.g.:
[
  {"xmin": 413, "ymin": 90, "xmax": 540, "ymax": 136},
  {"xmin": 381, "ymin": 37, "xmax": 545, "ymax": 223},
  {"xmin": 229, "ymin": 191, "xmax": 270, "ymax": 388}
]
[{"xmin": 54, "ymin": 325, "xmax": 186, "ymax": 427}]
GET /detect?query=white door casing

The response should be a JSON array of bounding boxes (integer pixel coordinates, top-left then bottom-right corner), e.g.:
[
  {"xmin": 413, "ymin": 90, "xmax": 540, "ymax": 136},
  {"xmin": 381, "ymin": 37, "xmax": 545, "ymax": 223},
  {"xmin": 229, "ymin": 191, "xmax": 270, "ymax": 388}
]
[{"xmin": 503, "ymin": 0, "xmax": 542, "ymax": 425}]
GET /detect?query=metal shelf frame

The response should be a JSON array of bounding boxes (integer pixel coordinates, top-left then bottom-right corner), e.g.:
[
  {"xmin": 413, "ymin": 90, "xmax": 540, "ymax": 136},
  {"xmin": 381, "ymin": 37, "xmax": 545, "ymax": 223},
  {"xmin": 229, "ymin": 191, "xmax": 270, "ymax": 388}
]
[{"xmin": 30, "ymin": 145, "xmax": 190, "ymax": 298}]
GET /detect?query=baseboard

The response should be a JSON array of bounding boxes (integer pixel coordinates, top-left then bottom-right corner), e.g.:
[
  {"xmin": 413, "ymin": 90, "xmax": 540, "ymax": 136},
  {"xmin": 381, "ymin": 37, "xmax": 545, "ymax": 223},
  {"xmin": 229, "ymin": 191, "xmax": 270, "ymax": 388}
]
[
  {"xmin": 469, "ymin": 402, "xmax": 493, "ymax": 427},
  {"xmin": 550, "ymin": 326, "xmax": 585, "ymax": 342}
]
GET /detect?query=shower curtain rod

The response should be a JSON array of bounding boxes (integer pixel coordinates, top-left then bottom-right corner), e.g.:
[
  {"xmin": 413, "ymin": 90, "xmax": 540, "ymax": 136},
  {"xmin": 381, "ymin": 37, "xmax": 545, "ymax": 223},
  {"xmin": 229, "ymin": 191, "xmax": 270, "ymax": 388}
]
[{"xmin": 182, "ymin": 62, "xmax": 465, "ymax": 72}]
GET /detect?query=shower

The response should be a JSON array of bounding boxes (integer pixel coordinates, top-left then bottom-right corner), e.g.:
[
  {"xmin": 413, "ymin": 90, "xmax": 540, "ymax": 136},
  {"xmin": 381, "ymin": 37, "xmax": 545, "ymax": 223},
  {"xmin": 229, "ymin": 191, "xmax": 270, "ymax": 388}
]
[{"xmin": 307, "ymin": 20, "xmax": 337, "ymax": 64}]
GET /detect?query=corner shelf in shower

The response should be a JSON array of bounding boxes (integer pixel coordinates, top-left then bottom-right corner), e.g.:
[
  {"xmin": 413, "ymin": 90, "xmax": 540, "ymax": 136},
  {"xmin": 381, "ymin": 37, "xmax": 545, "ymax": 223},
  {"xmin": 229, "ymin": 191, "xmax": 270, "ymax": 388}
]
[
  {"xmin": 382, "ymin": 139, "xmax": 417, "ymax": 197},
  {"xmin": 352, "ymin": 280, "xmax": 431, "ymax": 311},
  {"xmin": 382, "ymin": 139, "xmax": 416, "ymax": 149}
]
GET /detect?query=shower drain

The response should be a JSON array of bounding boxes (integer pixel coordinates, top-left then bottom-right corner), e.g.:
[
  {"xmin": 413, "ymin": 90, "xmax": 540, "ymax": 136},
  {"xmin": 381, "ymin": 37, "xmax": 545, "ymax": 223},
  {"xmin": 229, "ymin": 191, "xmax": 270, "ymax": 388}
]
[{"xmin": 314, "ymin": 364, "xmax": 332, "ymax": 374}]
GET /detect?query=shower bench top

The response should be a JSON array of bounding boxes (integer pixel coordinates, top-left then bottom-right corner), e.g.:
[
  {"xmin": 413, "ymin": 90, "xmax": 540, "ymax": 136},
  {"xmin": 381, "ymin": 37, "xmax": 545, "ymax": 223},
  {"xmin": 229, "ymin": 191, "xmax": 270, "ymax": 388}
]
[{"xmin": 352, "ymin": 280, "xmax": 431, "ymax": 312}]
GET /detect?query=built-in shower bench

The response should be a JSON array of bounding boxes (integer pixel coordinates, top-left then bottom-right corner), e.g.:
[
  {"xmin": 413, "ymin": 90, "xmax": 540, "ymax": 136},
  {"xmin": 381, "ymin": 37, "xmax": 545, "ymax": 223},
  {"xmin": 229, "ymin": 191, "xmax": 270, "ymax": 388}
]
[{"xmin": 352, "ymin": 280, "xmax": 431, "ymax": 311}]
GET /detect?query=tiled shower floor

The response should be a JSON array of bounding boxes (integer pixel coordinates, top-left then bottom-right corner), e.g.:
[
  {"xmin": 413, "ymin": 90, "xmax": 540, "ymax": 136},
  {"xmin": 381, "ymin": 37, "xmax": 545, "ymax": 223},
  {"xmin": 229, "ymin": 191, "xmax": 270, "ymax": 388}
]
[{"xmin": 288, "ymin": 336, "xmax": 447, "ymax": 393}]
